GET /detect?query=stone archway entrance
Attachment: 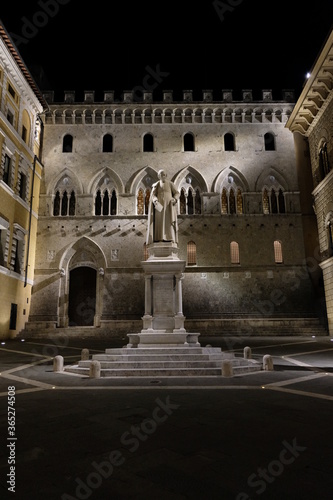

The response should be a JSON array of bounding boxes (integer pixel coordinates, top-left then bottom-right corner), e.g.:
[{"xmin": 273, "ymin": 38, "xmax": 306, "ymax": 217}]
[{"xmin": 68, "ymin": 267, "xmax": 97, "ymax": 326}]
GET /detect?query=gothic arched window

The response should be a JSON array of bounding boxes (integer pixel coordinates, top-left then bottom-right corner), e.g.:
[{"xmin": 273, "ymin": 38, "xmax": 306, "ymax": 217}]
[
  {"xmin": 95, "ymin": 189, "xmax": 117, "ymax": 216},
  {"xmin": 221, "ymin": 186, "xmax": 243, "ymax": 214},
  {"xmin": 137, "ymin": 187, "xmax": 151, "ymax": 215},
  {"xmin": 263, "ymin": 187, "xmax": 286, "ymax": 214},
  {"xmin": 179, "ymin": 187, "xmax": 201, "ymax": 215},
  {"xmin": 53, "ymin": 190, "xmax": 76, "ymax": 216}
]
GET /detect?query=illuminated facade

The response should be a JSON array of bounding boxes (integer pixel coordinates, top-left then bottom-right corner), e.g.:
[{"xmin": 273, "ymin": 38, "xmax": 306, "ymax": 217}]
[
  {"xmin": 22, "ymin": 86, "xmax": 326, "ymax": 339},
  {"xmin": 0, "ymin": 23, "xmax": 46, "ymax": 339},
  {"xmin": 287, "ymin": 29, "xmax": 333, "ymax": 334},
  {"xmin": 1, "ymin": 19, "xmax": 330, "ymax": 340}
]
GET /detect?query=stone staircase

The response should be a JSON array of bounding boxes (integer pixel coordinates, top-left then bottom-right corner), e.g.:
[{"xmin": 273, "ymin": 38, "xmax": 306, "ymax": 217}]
[{"xmin": 63, "ymin": 346, "xmax": 262, "ymax": 377}]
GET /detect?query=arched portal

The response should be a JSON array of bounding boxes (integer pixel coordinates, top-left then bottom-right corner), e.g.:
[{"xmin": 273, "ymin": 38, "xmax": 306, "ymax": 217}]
[
  {"xmin": 58, "ymin": 237, "xmax": 107, "ymax": 328},
  {"xmin": 68, "ymin": 267, "xmax": 97, "ymax": 326}
]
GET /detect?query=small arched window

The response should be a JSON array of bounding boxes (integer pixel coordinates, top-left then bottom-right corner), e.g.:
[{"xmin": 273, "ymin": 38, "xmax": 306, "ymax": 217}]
[
  {"xmin": 264, "ymin": 132, "xmax": 275, "ymax": 151},
  {"xmin": 187, "ymin": 241, "xmax": 197, "ymax": 266},
  {"xmin": 230, "ymin": 241, "xmax": 240, "ymax": 264},
  {"xmin": 184, "ymin": 132, "xmax": 195, "ymax": 152},
  {"xmin": 143, "ymin": 133, "xmax": 154, "ymax": 152},
  {"xmin": 274, "ymin": 240, "xmax": 283, "ymax": 263},
  {"xmin": 224, "ymin": 133, "xmax": 235, "ymax": 151},
  {"xmin": 62, "ymin": 134, "xmax": 73, "ymax": 153},
  {"xmin": 103, "ymin": 134, "xmax": 113, "ymax": 152}
]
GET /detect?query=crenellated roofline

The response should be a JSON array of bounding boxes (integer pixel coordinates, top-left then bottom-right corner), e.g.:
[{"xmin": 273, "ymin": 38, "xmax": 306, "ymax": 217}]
[{"xmin": 42, "ymin": 88, "xmax": 295, "ymax": 106}]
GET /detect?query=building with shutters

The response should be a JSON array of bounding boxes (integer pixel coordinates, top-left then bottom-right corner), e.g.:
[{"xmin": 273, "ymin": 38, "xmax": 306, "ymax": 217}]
[{"xmin": 0, "ymin": 22, "xmax": 46, "ymax": 339}]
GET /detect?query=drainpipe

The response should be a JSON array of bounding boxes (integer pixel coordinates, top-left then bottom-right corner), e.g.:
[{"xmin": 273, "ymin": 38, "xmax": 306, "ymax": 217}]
[{"xmin": 24, "ymin": 155, "xmax": 36, "ymax": 287}]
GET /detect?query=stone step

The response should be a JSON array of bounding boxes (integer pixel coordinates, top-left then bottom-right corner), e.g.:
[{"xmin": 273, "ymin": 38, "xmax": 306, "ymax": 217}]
[
  {"xmin": 78, "ymin": 359, "xmax": 223, "ymax": 369},
  {"xmin": 65, "ymin": 361, "xmax": 261, "ymax": 377},
  {"xmin": 104, "ymin": 347, "xmax": 222, "ymax": 356},
  {"xmin": 93, "ymin": 353, "xmax": 217, "ymax": 362},
  {"xmin": 66, "ymin": 366, "xmax": 223, "ymax": 377}
]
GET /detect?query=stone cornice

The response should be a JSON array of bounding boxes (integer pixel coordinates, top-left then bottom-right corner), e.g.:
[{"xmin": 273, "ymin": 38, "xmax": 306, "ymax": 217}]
[
  {"xmin": 286, "ymin": 29, "xmax": 333, "ymax": 136},
  {"xmin": 0, "ymin": 22, "xmax": 47, "ymax": 112},
  {"xmin": 43, "ymin": 101, "xmax": 294, "ymax": 126}
]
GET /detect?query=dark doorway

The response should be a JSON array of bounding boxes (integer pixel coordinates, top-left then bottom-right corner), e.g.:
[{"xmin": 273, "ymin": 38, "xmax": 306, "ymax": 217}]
[
  {"xmin": 68, "ymin": 267, "xmax": 97, "ymax": 326},
  {"xmin": 9, "ymin": 303, "xmax": 18, "ymax": 330}
]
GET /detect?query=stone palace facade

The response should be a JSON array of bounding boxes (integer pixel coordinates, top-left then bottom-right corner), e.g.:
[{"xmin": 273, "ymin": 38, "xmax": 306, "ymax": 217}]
[
  {"xmin": 24, "ymin": 87, "xmax": 326, "ymax": 337},
  {"xmin": 1, "ymin": 16, "xmax": 332, "ymax": 339}
]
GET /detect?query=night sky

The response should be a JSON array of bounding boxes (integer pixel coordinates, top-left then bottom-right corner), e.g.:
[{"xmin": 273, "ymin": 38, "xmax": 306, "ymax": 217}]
[{"xmin": 1, "ymin": 0, "xmax": 333, "ymax": 102}]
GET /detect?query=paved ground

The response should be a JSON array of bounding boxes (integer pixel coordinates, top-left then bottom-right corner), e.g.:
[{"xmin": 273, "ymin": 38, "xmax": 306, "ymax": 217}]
[{"xmin": 1, "ymin": 334, "xmax": 333, "ymax": 500}]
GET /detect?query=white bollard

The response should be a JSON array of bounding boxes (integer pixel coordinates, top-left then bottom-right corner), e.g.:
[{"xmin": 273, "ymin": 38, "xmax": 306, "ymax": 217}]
[
  {"xmin": 222, "ymin": 359, "xmax": 234, "ymax": 377},
  {"xmin": 244, "ymin": 346, "xmax": 252, "ymax": 359},
  {"xmin": 53, "ymin": 355, "xmax": 64, "ymax": 372},
  {"xmin": 263, "ymin": 354, "xmax": 274, "ymax": 371},
  {"xmin": 81, "ymin": 348, "xmax": 90, "ymax": 360},
  {"xmin": 89, "ymin": 360, "xmax": 101, "ymax": 378}
]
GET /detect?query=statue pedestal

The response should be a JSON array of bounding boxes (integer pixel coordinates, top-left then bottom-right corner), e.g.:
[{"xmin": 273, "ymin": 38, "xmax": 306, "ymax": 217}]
[{"xmin": 127, "ymin": 242, "xmax": 200, "ymax": 348}]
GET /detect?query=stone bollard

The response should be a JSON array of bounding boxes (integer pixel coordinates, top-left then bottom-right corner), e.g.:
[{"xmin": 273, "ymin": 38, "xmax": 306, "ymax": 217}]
[
  {"xmin": 89, "ymin": 360, "xmax": 101, "ymax": 378},
  {"xmin": 244, "ymin": 346, "xmax": 252, "ymax": 359},
  {"xmin": 53, "ymin": 355, "xmax": 64, "ymax": 372},
  {"xmin": 222, "ymin": 359, "xmax": 234, "ymax": 377},
  {"xmin": 263, "ymin": 354, "xmax": 274, "ymax": 371},
  {"xmin": 81, "ymin": 348, "xmax": 90, "ymax": 360}
]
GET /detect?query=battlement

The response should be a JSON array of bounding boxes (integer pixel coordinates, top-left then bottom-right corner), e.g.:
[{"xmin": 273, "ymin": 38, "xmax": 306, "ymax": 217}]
[{"xmin": 43, "ymin": 88, "xmax": 295, "ymax": 105}]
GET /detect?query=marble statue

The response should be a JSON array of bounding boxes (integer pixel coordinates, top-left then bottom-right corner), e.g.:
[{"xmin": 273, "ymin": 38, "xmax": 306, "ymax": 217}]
[{"xmin": 146, "ymin": 169, "xmax": 180, "ymax": 244}]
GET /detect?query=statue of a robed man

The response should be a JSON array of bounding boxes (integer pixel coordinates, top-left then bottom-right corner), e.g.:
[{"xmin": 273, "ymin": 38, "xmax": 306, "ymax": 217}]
[{"xmin": 146, "ymin": 169, "xmax": 180, "ymax": 244}]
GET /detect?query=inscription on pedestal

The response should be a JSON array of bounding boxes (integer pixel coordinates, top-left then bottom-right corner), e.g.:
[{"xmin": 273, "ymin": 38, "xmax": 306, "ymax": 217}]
[{"xmin": 153, "ymin": 279, "xmax": 174, "ymax": 314}]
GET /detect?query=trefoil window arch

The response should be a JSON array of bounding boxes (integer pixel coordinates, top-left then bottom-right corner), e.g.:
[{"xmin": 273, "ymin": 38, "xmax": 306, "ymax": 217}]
[
  {"xmin": 263, "ymin": 187, "xmax": 285, "ymax": 214},
  {"xmin": 180, "ymin": 187, "xmax": 201, "ymax": 215},
  {"xmin": 137, "ymin": 187, "xmax": 151, "ymax": 215},
  {"xmin": 95, "ymin": 188, "xmax": 117, "ymax": 216},
  {"xmin": 53, "ymin": 190, "xmax": 76, "ymax": 216}
]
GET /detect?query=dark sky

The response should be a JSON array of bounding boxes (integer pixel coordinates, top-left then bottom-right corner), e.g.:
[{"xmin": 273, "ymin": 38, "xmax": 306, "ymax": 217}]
[{"xmin": 1, "ymin": 0, "xmax": 333, "ymax": 101}]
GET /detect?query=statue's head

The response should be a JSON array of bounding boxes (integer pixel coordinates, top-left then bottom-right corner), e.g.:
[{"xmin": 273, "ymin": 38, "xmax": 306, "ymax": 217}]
[{"xmin": 158, "ymin": 169, "xmax": 166, "ymax": 180}]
